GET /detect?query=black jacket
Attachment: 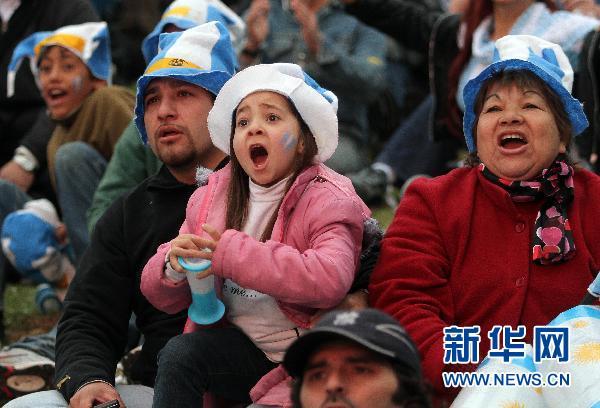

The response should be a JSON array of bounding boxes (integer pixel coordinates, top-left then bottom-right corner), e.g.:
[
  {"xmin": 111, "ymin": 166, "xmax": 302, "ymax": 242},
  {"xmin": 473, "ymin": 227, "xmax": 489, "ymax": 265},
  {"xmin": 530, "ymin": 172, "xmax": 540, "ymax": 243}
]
[
  {"xmin": 55, "ymin": 166, "xmax": 194, "ymax": 401},
  {"xmin": 55, "ymin": 160, "xmax": 378, "ymax": 401},
  {"xmin": 573, "ymin": 29, "xmax": 600, "ymax": 166}
]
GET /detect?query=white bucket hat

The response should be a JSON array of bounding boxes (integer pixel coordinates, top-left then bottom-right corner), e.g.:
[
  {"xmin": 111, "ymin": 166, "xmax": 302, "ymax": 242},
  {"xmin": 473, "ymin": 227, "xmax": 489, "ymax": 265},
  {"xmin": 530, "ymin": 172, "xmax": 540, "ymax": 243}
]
[
  {"xmin": 141, "ymin": 0, "xmax": 245, "ymax": 63},
  {"xmin": 463, "ymin": 35, "xmax": 588, "ymax": 152},
  {"xmin": 7, "ymin": 21, "xmax": 111, "ymax": 97},
  {"xmin": 208, "ymin": 63, "xmax": 339, "ymax": 163}
]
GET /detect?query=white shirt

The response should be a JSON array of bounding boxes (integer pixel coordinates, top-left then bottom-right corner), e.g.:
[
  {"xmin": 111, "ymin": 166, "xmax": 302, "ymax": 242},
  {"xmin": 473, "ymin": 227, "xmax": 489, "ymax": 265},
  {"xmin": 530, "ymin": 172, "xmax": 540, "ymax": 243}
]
[{"xmin": 223, "ymin": 175, "xmax": 304, "ymax": 362}]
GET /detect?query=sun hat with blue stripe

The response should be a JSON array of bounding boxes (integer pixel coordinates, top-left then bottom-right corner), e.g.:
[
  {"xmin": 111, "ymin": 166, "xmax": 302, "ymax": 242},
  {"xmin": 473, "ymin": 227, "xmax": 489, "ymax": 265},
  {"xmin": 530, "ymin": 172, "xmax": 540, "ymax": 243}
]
[
  {"xmin": 208, "ymin": 63, "xmax": 339, "ymax": 163},
  {"xmin": 463, "ymin": 34, "xmax": 588, "ymax": 152},
  {"xmin": 135, "ymin": 21, "xmax": 237, "ymax": 144},
  {"xmin": 141, "ymin": 0, "xmax": 245, "ymax": 64},
  {"xmin": 7, "ymin": 22, "xmax": 111, "ymax": 98}
]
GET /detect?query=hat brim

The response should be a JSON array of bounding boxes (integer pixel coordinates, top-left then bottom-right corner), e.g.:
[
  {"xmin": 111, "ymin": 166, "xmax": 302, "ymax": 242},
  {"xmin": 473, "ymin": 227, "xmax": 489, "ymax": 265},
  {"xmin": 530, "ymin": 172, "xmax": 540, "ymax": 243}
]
[
  {"xmin": 134, "ymin": 69, "xmax": 232, "ymax": 144},
  {"xmin": 207, "ymin": 65, "xmax": 338, "ymax": 163},
  {"xmin": 462, "ymin": 59, "xmax": 589, "ymax": 152},
  {"xmin": 283, "ymin": 327, "xmax": 406, "ymax": 378}
]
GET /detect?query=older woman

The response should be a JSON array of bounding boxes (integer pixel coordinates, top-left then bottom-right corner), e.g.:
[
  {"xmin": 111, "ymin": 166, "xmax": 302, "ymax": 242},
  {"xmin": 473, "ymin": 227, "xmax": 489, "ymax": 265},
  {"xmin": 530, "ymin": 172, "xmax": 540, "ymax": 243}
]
[{"xmin": 369, "ymin": 35, "xmax": 600, "ymax": 405}]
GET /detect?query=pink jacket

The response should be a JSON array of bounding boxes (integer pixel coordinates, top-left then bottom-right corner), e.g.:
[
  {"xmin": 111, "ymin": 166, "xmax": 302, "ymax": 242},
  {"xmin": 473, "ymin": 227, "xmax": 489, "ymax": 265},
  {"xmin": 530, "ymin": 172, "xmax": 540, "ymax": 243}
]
[{"xmin": 141, "ymin": 163, "xmax": 370, "ymax": 406}]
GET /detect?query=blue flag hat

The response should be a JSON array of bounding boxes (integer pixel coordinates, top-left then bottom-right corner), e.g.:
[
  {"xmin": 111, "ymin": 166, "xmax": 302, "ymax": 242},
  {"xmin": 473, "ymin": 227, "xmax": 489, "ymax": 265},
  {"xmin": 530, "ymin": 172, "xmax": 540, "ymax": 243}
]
[
  {"xmin": 7, "ymin": 22, "xmax": 111, "ymax": 97},
  {"xmin": 135, "ymin": 21, "xmax": 237, "ymax": 144},
  {"xmin": 141, "ymin": 0, "xmax": 245, "ymax": 64},
  {"xmin": 463, "ymin": 35, "xmax": 588, "ymax": 152}
]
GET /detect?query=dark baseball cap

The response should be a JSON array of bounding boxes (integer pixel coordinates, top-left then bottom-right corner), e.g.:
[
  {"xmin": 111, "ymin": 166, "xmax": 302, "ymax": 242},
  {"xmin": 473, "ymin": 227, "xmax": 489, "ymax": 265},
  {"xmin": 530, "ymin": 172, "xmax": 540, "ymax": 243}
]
[{"xmin": 283, "ymin": 308, "xmax": 422, "ymax": 378}]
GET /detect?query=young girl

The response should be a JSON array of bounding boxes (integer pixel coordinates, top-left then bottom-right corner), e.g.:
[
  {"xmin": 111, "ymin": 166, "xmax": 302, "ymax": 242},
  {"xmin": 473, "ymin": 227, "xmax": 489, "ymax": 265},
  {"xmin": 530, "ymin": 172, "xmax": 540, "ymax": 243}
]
[{"xmin": 141, "ymin": 63, "xmax": 371, "ymax": 407}]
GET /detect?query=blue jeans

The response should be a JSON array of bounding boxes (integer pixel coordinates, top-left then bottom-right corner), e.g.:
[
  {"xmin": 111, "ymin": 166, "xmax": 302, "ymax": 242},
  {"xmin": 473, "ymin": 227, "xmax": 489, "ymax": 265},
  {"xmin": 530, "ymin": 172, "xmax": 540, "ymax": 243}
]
[
  {"xmin": 4, "ymin": 385, "xmax": 153, "ymax": 408},
  {"xmin": 0, "ymin": 180, "xmax": 32, "ymax": 318},
  {"xmin": 153, "ymin": 327, "xmax": 277, "ymax": 407},
  {"xmin": 376, "ymin": 95, "xmax": 462, "ymax": 184},
  {"xmin": 7, "ymin": 325, "xmax": 56, "ymax": 360},
  {"xmin": 54, "ymin": 142, "xmax": 107, "ymax": 262}
]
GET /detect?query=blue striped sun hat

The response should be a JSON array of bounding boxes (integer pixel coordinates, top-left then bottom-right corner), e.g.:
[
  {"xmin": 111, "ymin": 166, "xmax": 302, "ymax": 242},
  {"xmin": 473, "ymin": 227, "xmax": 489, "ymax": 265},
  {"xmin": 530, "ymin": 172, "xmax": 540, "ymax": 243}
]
[
  {"xmin": 208, "ymin": 63, "xmax": 339, "ymax": 163},
  {"xmin": 462, "ymin": 34, "xmax": 588, "ymax": 152},
  {"xmin": 141, "ymin": 0, "xmax": 245, "ymax": 64},
  {"xmin": 134, "ymin": 21, "xmax": 237, "ymax": 144},
  {"xmin": 7, "ymin": 21, "xmax": 111, "ymax": 97}
]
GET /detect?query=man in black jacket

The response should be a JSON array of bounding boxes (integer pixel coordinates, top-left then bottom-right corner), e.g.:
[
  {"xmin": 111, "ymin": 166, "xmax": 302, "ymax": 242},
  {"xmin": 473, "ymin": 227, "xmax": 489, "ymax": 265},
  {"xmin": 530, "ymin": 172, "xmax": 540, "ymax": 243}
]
[{"xmin": 3, "ymin": 23, "xmax": 238, "ymax": 408}]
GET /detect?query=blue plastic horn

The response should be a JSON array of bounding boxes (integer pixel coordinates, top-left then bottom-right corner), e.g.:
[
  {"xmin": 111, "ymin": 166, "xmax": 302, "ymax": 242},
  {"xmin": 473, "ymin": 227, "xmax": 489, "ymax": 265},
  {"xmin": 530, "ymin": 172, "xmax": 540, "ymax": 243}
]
[{"xmin": 178, "ymin": 255, "xmax": 225, "ymax": 325}]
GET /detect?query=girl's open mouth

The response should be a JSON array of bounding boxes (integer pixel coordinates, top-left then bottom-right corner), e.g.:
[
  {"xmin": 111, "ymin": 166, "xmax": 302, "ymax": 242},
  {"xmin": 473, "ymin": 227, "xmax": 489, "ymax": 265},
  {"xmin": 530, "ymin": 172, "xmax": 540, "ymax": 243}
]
[{"xmin": 250, "ymin": 144, "xmax": 268, "ymax": 166}]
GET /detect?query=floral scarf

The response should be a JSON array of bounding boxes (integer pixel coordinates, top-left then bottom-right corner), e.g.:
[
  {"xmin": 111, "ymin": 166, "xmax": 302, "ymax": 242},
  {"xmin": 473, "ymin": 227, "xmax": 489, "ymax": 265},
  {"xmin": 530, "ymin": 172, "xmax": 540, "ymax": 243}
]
[{"xmin": 480, "ymin": 157, "xmax": 575, "ymax": 265}]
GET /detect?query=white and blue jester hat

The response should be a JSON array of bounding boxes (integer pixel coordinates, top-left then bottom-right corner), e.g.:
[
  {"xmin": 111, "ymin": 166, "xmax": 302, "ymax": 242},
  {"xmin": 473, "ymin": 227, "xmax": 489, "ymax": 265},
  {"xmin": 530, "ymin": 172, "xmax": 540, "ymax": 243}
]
[
  {"xmin": 135, "ymin": 21, "xmax": 238, "ymax": 144},
  {"xmin": 7, "ymin": 21, "xmax": 111, "ymax": 97},
  {"xmin": 1, "ymin": 199, "xmax": 72, "ymax": 284},
  {"xmin": 141, "ymin": 0, "xmax": 245, "ymax": 64},
  {"xmin": 208, "ymin": 63, "xmax": 339, "ymax": 163},
  {"xmin": 463, "ymin": 34, "xmax": 589, "ymax": 152}
]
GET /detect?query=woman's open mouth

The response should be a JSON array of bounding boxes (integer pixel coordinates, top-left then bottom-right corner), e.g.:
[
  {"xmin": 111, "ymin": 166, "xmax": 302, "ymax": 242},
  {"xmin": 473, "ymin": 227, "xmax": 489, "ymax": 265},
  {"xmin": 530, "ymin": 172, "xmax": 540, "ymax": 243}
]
[
  {"xmin": 250, "ymin": 144, "xmax": 268, "ymax": 167},
  {"xmin": 499, "ymin": 134, "xmax": 528, "ymax": 150}
]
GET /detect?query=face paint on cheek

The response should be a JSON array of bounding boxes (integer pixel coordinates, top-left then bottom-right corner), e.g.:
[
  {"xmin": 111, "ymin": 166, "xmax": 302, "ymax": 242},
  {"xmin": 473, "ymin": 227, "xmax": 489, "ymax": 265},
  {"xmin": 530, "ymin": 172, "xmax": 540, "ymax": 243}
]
[
  {"xmin": 281, "ymin": 132, "xmax": 298, "ymax": 151},
  {"xmin": 71, "ymin": 75, "xmax": 83, "ymax": 93}
]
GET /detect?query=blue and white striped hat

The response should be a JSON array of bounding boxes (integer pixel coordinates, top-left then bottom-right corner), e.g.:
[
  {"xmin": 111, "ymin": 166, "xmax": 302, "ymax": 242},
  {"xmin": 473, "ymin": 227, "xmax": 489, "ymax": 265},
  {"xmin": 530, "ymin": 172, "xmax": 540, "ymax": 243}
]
[
  {"xmin": 463, "ymin": 35, "xmax": 588, "ymax": 152},
  {"xmin": 135, "ymin": 21, "xmax": 237, "ymax": 144},
  {"xmin": 7, "ymin": 22, "xmax": 111, "ymax": 97},
  {"xmin": 141, "ymin": 0, "xmax": 245, "ymax": 64},
  {"xmin": 208, "ymin": 63, "xmax": 339, "ymax": 163}
]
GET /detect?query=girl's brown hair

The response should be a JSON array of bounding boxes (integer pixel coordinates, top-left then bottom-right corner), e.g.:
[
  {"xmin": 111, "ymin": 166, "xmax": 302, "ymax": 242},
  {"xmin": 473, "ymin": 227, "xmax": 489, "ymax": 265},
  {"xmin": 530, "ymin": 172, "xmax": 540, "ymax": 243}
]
[
  {"xmin": 445, "ymin": 0, "xmax": 557, "ymax": 138},
  {"xmin": 464, "ymin": 69, "xmax": 572, "ymax": 166},
  {"xmin": 225, "ymin": 95, "xmax": 318, "ymax": 242}
]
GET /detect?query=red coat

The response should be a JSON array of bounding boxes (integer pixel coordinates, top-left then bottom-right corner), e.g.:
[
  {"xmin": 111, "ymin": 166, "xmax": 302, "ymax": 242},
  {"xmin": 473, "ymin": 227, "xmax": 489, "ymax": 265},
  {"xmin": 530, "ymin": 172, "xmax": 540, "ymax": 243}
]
[{"xmin": 369, "ymin": 167, "xmax": 600, "ymax": 404}]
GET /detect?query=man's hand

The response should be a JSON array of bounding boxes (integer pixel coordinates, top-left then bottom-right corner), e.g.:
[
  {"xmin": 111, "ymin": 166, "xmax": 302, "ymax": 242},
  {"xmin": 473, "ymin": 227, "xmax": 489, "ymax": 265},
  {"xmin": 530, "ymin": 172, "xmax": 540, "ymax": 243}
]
[
  {"xmin": 0, "ymin": 160, "xmax": 34, "ymax": 192},
  {"xmin": 290, "ymin": 0, "xmax": 321, "ymax": 55},
  {"xmin": 245, "ymin": 0, "xmax": 270, "ymax": 52},
  {"xmin": 68, "ymin": 381, "xmax": 124, "ymax": 408}
]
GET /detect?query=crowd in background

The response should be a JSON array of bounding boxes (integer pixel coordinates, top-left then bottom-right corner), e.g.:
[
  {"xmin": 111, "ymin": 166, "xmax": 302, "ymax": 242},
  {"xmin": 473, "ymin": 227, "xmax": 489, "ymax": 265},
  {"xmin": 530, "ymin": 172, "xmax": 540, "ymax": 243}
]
[{"xmin": 1, "ymin": 0, "xmax": 600, "ymax": 407}]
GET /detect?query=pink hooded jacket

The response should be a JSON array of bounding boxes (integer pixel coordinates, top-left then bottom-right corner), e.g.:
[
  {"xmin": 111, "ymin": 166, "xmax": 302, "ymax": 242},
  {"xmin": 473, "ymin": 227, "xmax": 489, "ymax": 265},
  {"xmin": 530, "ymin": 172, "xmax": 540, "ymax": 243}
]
[{"xmin": 141, "ymin": 163, "xmax": 370, "ymax": 406}]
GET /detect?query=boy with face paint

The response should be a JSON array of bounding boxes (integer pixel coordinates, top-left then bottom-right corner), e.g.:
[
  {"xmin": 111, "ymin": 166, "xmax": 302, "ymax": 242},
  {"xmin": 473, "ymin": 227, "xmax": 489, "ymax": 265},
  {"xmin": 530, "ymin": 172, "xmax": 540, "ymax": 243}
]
[{"xmin": 0, "ymin": 22, "xmax": 134, "ymax": 317}]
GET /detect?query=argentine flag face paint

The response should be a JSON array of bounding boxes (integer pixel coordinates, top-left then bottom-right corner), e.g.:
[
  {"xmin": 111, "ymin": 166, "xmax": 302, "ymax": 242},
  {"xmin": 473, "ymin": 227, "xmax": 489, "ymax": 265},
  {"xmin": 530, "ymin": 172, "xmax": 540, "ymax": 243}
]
[{"xmin": 232, "ymin": 91, "xmax": 304, "ymax": 187}]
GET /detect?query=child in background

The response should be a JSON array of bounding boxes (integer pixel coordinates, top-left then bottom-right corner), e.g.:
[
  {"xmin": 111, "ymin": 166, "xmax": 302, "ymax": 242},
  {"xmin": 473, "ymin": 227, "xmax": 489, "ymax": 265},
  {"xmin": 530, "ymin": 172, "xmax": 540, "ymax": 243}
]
[
  {"xmin": 141, "ymin": 63, "xmax": 370, "ymax": 407},
  {"xmin": 1, "ymin": 199, "xmax": 74, "ymax": 313},
  {"xmin": 6, "ymin": 21, "xmax": 135, "ymax": 262}
]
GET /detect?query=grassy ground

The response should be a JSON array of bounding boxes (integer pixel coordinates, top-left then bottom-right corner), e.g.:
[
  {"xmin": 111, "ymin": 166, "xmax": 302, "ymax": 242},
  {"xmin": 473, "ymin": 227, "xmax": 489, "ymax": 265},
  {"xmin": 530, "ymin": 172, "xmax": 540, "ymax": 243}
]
[
  {"xmin": 3, "ymin": 283, "xmax": 60, "ymax": 345},
  {"xmin": 3, "ymin": 205, "xmax": 396, "ymax": 344}
]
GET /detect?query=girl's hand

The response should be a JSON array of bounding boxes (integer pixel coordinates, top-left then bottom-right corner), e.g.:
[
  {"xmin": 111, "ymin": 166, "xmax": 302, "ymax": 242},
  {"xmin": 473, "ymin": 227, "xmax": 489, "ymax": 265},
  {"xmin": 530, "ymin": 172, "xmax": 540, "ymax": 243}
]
[
  {"xmin": 191, "ymin": 225, "xmax": 221, "ymax": 279},
  {"xmin": 168, "ymin": 225, "xmax": 221, "ymax": 275},
  {"xmin": 169, "ymin": 233, "xmax": 213, "ymax": 274}
]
